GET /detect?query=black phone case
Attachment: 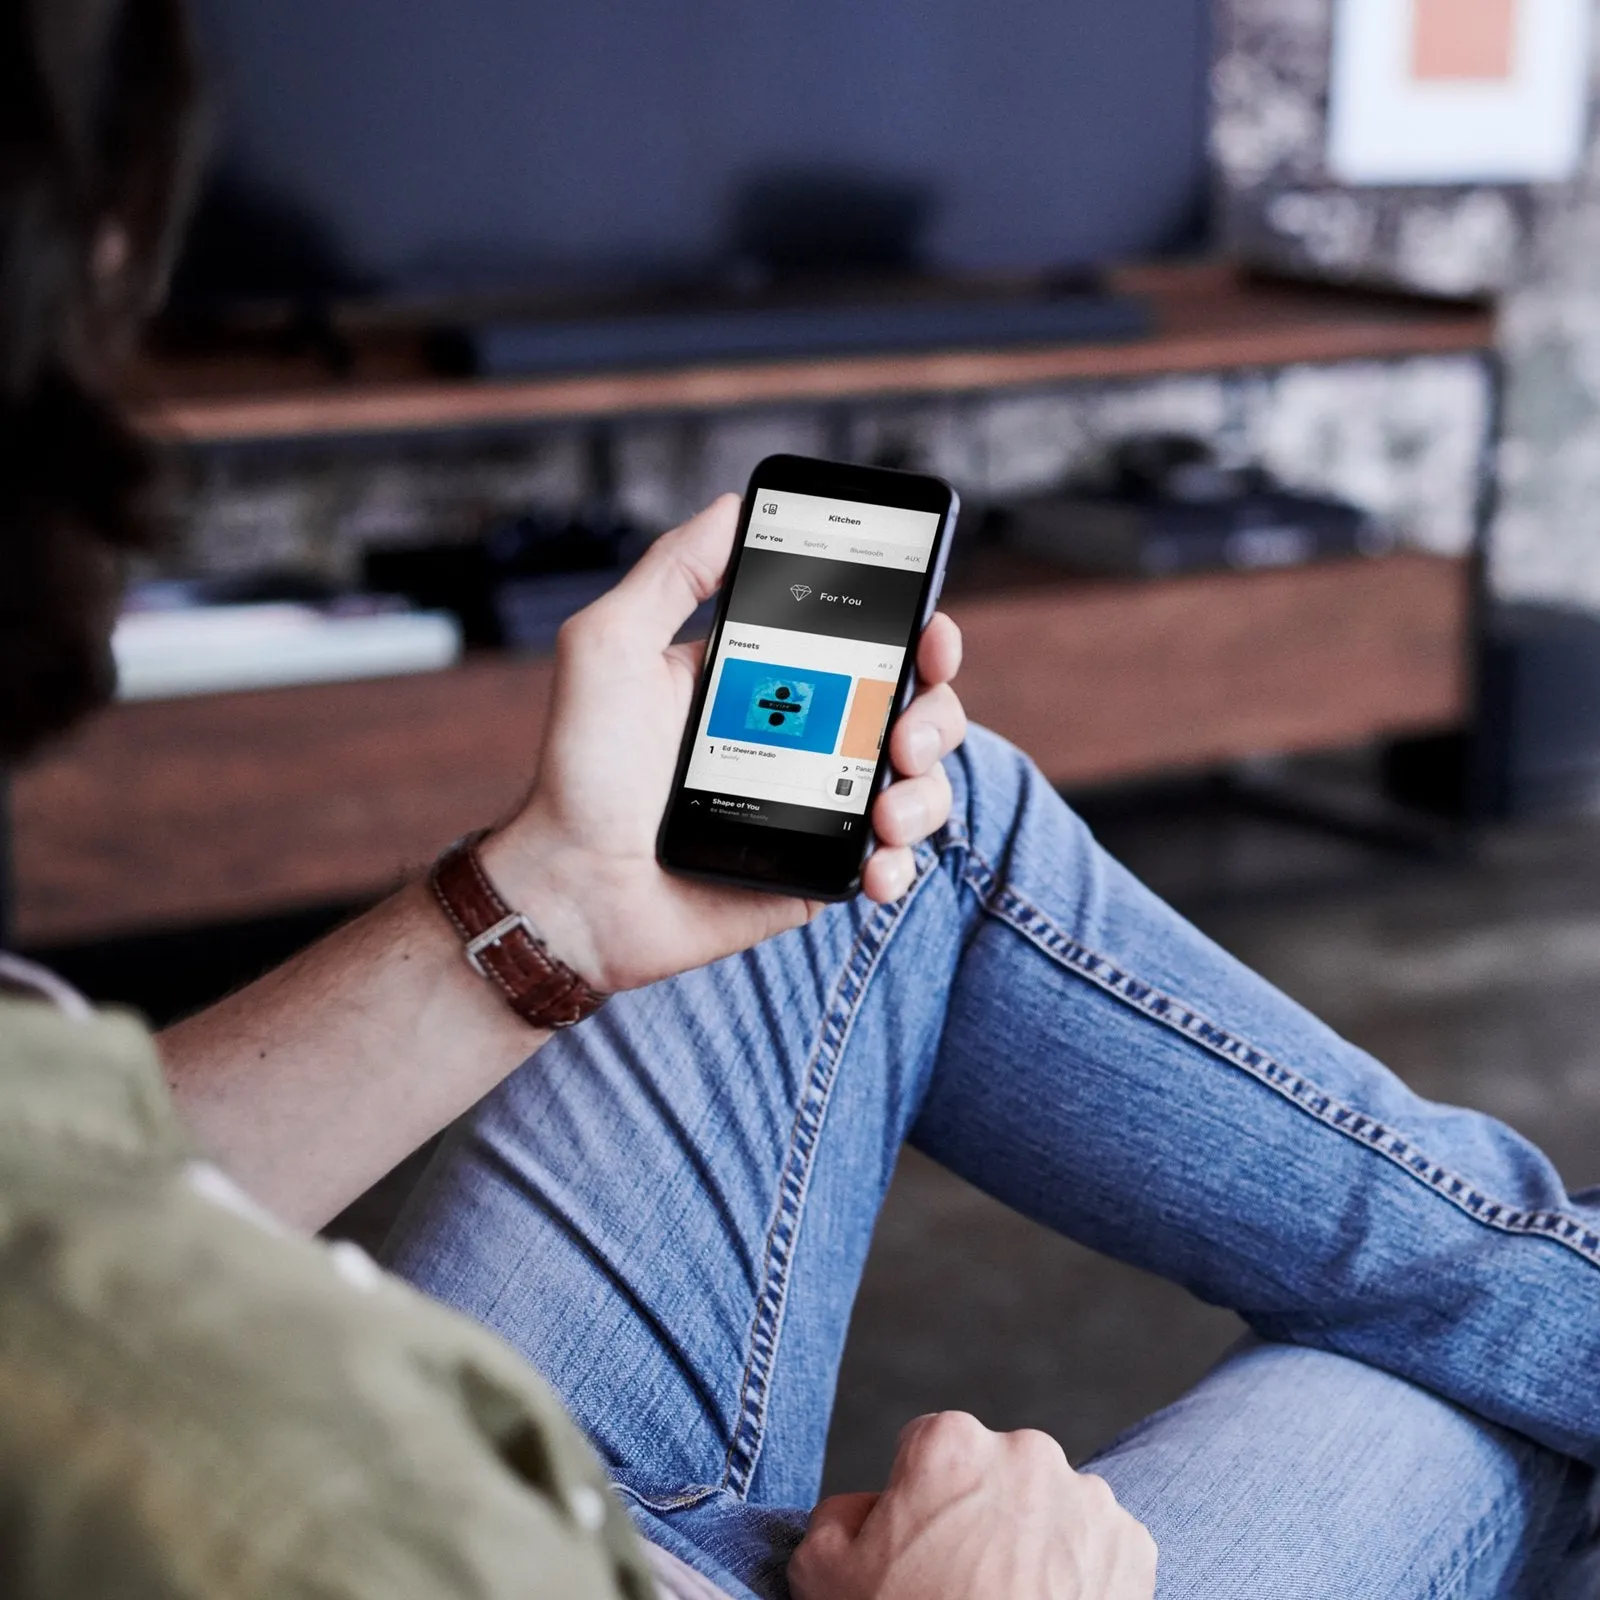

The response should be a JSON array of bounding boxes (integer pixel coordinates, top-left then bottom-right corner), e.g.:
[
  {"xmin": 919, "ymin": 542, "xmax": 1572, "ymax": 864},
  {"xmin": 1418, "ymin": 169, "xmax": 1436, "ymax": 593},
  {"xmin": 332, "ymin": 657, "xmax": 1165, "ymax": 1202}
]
[{"xmin": 657, "ymin": 455, "xmax": 959, "ymax": 900}]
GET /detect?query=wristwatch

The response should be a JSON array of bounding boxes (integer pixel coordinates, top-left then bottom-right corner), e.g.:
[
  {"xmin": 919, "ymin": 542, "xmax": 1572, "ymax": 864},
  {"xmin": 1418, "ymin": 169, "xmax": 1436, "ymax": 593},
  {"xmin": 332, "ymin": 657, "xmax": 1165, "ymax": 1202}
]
[{"xmin": 428, "ymin": 831, "xmax": 609, "ymax": 1030}]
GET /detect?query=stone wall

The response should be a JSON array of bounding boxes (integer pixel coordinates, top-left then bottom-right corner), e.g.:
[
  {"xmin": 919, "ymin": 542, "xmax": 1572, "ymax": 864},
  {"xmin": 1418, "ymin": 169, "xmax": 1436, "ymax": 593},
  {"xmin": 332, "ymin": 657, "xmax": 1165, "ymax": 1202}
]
[
  {"xmin": 174, "ymin": 353, "xmax": 1490, "ymax": 584},
  {"xmin": 1215, "ymin": 0, "xmax": 1600, "ymax": 607}
]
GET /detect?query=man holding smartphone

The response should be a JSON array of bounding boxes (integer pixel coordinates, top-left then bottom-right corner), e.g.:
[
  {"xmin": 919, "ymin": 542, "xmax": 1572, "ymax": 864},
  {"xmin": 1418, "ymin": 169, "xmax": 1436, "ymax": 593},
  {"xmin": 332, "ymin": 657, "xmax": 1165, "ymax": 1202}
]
[
  {"xmin": 3, "ymin": 3, "xmax": 1598, "ymax": 1597},
  {"xmin": 158, "ymin": 493, "xmax": 1596, "ymax": 1600}
]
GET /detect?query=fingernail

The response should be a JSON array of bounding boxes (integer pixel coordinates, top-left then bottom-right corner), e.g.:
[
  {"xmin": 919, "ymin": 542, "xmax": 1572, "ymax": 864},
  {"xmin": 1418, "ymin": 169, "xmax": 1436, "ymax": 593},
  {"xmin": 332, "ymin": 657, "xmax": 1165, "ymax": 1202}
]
[{"xmin": 905, "ymin": 722, "xmax": 940, "ymax": 769}]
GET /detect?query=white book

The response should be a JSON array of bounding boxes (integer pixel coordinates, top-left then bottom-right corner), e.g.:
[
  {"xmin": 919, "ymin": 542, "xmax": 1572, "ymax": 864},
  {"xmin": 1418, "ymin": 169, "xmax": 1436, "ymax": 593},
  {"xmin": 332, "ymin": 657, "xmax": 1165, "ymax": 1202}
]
[{"xmin": 113, "ymin": 604, "xmax": 463, "ymax": 701}]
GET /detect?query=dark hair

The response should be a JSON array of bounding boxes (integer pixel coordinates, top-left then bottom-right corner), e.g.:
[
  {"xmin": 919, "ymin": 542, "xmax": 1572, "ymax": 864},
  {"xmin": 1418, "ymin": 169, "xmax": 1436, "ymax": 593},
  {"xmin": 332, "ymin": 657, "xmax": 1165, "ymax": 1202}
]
[{"xmin": 0, "ymin": 0, "xmax": 202, "ymax": 763}]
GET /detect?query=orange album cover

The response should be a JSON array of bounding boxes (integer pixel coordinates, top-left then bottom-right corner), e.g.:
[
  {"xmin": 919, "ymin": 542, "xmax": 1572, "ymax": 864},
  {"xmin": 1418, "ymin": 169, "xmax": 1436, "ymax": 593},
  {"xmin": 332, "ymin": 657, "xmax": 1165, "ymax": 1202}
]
[{"xmin": 840, "ymin": 679, "xmax": 897, "ymax": 761}]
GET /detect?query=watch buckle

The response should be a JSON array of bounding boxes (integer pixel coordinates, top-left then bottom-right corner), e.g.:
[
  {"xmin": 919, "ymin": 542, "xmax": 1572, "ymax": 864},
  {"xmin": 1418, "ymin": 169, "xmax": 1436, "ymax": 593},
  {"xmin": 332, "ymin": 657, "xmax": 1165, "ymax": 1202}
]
[{"xmin": 465, "ymin": 911, "xmax": 537, "ymax": 978}]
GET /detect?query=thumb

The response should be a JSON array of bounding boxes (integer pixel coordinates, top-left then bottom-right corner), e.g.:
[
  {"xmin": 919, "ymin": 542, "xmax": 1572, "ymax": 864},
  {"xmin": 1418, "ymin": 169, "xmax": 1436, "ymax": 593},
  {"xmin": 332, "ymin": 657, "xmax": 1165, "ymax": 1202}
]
[{"xmin": 606, "ymin": 493, "xmax": 740, "ymax": 641}]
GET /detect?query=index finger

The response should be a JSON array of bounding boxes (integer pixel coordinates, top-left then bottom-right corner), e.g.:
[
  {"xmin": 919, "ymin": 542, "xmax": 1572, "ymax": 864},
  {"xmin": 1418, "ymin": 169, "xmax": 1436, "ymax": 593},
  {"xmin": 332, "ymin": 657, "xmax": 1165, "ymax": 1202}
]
[
  {"xmin": 804, "ymin": 1491, "xmax": 880, "ymax": 1544},
  {"xmin": 606, "ymin": 494, "xmax": 740, "ymax": 637}
]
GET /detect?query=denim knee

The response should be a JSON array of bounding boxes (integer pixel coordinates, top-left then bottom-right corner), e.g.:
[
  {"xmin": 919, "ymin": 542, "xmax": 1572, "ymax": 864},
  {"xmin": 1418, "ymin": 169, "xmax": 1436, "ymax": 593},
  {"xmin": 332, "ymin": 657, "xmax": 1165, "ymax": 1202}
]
[{"xmin": 935, "ymin": 722, "xmax": 1098, "ymax": 888}]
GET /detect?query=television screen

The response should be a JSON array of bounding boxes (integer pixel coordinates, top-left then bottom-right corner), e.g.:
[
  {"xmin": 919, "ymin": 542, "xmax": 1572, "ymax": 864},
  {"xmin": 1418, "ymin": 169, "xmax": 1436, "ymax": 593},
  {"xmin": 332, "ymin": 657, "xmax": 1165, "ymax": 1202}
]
[{"xmin": 180, "ymin": 0, "xmax": 1211, "ymax": 307}]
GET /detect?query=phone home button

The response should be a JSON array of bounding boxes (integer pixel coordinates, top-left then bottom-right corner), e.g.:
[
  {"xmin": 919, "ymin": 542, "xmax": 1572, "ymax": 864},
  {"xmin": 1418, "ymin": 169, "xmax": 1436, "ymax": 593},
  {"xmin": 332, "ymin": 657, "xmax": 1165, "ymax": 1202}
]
[{"xmin": 734, "ymin": 840, "xmax": 777, "ymax": 878}]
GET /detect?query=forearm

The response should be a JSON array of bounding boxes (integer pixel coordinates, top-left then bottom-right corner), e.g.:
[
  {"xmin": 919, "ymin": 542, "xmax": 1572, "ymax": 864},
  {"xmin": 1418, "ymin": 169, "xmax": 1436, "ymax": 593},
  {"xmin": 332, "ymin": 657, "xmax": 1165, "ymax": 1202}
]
[
  {"xmin": 160, "ymin": 878, "xmax": 547, "ymax": 1231},
  {"xmin": 155, "ymin": 500, "xmax": 967, "ymax": 1235}
]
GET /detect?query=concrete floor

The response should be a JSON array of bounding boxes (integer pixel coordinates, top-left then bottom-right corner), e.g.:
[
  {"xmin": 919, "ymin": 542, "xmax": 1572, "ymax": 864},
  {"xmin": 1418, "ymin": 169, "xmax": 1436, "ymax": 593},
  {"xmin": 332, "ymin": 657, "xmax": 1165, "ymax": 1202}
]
[{"xmin": 820, "ymin": 796, "xmax": 1600, "ymax": 1495}]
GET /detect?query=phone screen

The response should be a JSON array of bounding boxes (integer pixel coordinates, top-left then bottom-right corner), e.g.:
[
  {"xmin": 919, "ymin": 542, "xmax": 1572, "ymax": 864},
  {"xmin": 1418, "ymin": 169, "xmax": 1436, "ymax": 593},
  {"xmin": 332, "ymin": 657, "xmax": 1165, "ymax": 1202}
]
[{"xmin": 659, "ymin": 457, "xmax": 956, "ymax": 898}]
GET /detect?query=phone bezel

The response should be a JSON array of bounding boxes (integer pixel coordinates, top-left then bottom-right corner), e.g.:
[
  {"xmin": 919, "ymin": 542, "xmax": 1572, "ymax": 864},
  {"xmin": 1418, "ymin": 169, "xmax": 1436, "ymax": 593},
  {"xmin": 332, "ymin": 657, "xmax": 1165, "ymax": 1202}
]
[{"xmin": 656, "ymin": 453, "xmax": 958, "ymax": 901}]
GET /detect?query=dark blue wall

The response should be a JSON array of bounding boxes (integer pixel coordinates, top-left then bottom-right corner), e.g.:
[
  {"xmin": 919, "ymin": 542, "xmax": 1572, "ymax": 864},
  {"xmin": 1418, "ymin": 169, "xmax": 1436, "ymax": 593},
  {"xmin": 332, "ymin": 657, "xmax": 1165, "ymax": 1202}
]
[{"xmin": 190, "ymin": 0, "xmax": 1211, "ymax": 293}]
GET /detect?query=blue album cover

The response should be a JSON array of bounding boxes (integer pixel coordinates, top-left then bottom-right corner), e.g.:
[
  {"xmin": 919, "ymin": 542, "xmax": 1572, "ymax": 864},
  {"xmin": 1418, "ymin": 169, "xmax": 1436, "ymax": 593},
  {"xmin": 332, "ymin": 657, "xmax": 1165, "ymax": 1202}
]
[
  {"xmin": 708, "ymin": 657, "xmax": 851, "ymax": 754},
  {"xmin": 745, "ymin": 675, "xmax": 814, "ymax": 739}
]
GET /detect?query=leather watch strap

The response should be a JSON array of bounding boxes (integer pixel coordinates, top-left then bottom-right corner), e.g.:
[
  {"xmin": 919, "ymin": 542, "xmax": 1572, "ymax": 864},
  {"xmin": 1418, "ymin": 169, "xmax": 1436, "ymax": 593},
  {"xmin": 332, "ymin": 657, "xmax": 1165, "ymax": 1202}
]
[{"xmin": 428, "ymin": 831, "xmax": 608, "ymax": 1030}]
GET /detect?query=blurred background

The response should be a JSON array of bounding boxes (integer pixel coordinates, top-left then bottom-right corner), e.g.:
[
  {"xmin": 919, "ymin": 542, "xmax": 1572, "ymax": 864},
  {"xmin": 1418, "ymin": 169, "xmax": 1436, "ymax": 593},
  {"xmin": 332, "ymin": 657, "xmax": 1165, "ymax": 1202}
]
[{"xmin": 7, "ymin": 0, "xmax": 1600, "ymax": 1491}]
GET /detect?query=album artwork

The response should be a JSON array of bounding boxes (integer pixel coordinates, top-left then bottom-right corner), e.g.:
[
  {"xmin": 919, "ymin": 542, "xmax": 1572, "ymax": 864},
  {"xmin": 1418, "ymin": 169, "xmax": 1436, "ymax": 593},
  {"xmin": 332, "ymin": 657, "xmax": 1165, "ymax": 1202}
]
[
  {"xmin": 707, "ymin": 657, "xmax": 852, "ymax": 754},
  {"xmin": 745, "ymin": 675, "xmax": 815, "ymax": 740}
]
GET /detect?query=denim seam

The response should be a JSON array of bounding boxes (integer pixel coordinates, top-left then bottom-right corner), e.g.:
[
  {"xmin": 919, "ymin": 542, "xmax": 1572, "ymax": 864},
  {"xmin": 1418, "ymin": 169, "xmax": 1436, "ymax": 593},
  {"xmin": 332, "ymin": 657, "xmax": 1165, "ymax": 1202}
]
[
  {"xmin": 959, "ymin": 848, "xmax": 1600, "ymax": 1272},
  {"xmin": 1427, "ymin": 1505, "xmax": 1519, "ymax": 1600},
  {"xmin": 1424, "ymin": 1460, "xmax": 1560, "ymax": 1600},
  {"xmin": 610, "ymin": 1480, "xmax": 723, "ymax": 1514},
  {"xmin": 719, "ymin": 849, "xmax": 941, "ymax": 1500}
]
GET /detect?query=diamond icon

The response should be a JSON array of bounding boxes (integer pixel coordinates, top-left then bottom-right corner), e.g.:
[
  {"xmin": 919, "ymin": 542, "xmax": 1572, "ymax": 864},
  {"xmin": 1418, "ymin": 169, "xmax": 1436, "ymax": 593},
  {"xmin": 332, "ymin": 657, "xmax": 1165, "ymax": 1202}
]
[{"xmin": 790, "ymin": 585, "xmax": 812, "ymax": 602}]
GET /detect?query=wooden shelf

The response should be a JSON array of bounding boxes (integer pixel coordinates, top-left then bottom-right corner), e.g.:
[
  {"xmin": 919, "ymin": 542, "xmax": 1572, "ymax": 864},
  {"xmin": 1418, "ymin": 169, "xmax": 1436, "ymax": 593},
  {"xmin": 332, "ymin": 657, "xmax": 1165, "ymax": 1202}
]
[
  {"xmin": 129, "ymin": 263, "xmax": 1497, "ymax": 446},
  {"xmin": 945, "ymin": 550, "xmax": 1469, "ymax": 789},
  {"xmin": 20, "ymin": 263, "xmax": 1487, "ymax": 944},
  {"xmin": 11, "ymin": 552, "xmax": 1471, "ymax": 946}
]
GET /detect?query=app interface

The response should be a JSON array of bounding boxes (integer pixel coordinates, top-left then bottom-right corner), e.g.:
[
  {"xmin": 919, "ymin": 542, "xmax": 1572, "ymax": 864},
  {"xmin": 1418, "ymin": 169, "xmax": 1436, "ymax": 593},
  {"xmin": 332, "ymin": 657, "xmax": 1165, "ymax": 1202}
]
[{"xmin": 683, "ymin": 488, "xmax": 941, "ymax": 837}]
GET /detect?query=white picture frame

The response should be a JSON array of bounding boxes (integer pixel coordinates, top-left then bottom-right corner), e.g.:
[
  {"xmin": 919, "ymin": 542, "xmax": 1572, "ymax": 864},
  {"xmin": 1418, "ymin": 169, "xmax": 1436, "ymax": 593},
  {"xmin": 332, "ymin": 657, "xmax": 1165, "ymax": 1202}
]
[{"xmin": 1327, "ymin": 0, "xmax": 1592, "ymax": 185}]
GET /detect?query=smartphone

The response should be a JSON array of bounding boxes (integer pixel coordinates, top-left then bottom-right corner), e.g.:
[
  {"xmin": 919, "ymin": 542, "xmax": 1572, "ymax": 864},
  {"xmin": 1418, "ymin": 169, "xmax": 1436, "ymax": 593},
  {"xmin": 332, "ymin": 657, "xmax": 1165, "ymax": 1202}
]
[{"xmin": 657, "ymin": 453, "xmax": 959, "ymax": 900}]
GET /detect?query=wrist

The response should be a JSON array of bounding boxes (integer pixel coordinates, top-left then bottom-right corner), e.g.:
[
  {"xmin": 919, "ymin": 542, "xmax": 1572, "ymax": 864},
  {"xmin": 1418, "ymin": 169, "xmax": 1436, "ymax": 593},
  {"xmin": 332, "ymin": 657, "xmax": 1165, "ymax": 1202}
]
[{"xmin": 476, "ymin": 818, "xmax": 611, "ymax": 992}]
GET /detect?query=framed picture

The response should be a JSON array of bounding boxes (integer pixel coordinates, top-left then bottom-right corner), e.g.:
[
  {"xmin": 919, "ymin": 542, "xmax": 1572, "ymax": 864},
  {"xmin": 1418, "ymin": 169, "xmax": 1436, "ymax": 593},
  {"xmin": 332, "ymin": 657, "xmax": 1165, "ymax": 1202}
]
[{"xmin": 1327, "ymin": 0, "xmax": 1592, "ymax": 184}]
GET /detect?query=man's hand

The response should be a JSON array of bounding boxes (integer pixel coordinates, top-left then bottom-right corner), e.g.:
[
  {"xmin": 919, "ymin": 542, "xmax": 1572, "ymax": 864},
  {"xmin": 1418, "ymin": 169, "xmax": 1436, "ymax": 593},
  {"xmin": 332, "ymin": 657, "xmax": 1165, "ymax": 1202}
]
[
  {"xmin": 790, "ymin": 1413, "xmax": 1157, "ymax": 1600},
  {"xmin": 481, "ymin": 494, "xmax": 968, "ymax": 993},
  {"xmin": 161, "ymin": 494, "xmax": 965, "ymax": 1228}
]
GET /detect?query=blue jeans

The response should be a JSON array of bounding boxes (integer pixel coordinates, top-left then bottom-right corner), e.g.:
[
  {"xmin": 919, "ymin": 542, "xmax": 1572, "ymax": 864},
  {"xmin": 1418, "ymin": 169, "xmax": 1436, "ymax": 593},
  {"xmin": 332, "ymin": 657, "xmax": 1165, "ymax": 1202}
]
[{"xmin": 385, "ymin": 728, "xmax": 1600, "ymax": 1598}]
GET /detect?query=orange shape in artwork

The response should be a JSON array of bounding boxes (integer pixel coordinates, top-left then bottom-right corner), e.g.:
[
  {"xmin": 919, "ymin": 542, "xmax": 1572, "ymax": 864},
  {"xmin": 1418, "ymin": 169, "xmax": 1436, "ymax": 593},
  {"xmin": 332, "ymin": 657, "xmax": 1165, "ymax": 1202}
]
[
  {"xmin": 1412, "ymin": 0, "xmax": 1518, "ymax": 81},
  {"xmin": 840, "ymin": 678, "xmax": 897, "ymax": 761}
]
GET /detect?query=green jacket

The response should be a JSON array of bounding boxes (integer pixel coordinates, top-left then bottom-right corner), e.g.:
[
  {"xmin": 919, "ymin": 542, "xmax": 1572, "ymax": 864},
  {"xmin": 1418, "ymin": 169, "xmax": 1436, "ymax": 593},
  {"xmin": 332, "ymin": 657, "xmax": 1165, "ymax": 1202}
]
[{"xmin": 0, "ymin": 995, "xmax": 652, "ymax": 1600}]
